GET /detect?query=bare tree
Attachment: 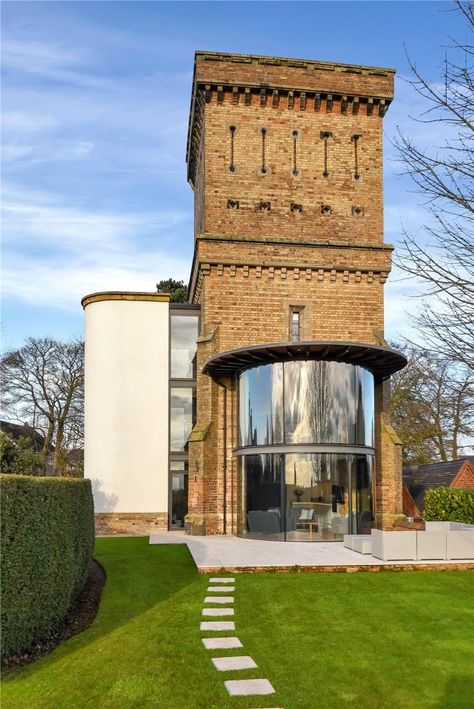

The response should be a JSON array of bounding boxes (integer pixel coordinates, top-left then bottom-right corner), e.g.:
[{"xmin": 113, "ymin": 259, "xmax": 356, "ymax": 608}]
[
  {"xmin": 394, "ymin": 1, "xmax": 474, "ymax": 369},
  {"xmin": 391, "ymin": 343, "xmax": 473, "ymax": 463},
  {"xmin": 0, "ymin": 337, "xmax": 84, "ymax": 475}
]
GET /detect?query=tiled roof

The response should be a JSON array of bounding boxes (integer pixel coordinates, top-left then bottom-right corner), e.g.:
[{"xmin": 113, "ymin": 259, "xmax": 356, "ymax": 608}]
[{"xmin": 403, "ymin": 457, "xmax": 474, "ymax": 512}]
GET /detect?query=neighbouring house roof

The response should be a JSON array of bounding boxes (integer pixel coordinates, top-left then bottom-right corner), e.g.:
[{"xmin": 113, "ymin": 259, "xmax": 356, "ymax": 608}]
[
  {"xmin": 403, "ymin": 457, "xmax": 474, "ymax": 513},
  {"xmin": 0, "ymin": 420, "xmax": 54, "ymax": 453}
]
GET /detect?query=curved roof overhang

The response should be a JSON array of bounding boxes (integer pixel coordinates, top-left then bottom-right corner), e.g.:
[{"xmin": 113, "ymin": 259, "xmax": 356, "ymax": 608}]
[{"xmin": 203, "ymin": 340, "xmax": 407, "ymax": 383}]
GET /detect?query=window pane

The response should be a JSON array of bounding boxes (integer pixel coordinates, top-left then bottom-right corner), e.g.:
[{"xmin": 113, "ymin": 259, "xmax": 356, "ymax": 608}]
[
  {"xmin": 285, "ymin": 453, "xmax": 350, "ymax": 541},
  {"xmin": 170, "ymin": 387, "xmax": 194, "ymax": 451},
  {"xmin": 241, "ymin": 454, "xmax": 284, "ymax": 541},
  {"xmin": 239, "ymin": 363, "xmax": 284, "ymax": 446},
  {"xmin": 170, "ymin": 461, "xmax": 188, "ymax": 528},
  {"xmin": 284, "ymin": 361, "xmax": 374, "ymax": 446},
  {"xmin": 170, "ymin": 315, "xmax": 198, "ymax": 379},
  {"xmin": 291, "ymin": 311, "xmax": 300, "ymax": 341}
]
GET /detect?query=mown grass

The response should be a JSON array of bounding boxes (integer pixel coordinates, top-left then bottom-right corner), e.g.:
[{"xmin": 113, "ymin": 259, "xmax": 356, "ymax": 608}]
[{"xmin": 2, "ymin": 537, "xmax": 473, "ymax": 709}]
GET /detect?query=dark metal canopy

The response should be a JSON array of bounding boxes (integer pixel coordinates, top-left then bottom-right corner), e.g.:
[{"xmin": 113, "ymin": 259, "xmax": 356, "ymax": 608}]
[{"xmin": 203, "ymin": 340, "xmax": 407, "ymax": 382}]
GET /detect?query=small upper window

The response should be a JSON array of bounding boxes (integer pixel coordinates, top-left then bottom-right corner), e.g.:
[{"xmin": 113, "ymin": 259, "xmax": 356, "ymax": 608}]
[{"xmin": 291, "ymin": 310, "xmax": 301, "ymax": 342}]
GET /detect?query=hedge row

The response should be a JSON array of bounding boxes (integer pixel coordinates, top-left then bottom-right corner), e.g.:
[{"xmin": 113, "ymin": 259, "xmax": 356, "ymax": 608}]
[
  {"xmin": 1, "ymin": 474, "xmax": 95, "ymax": 659},
  {"xmin": 424, "ymin": 487, "xmax": 474, "ymax": 524}
]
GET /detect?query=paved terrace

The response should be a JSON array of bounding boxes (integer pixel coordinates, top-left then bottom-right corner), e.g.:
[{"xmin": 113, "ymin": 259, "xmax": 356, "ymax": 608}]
[{"xmin": 148, "ymin": 532, "xmax": 474, "ymax": 573}]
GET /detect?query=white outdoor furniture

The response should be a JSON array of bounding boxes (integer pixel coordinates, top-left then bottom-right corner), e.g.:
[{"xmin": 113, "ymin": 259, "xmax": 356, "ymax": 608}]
[
  {"xmin": 371, "ymin": 529, "xmax": 417, "ymax": 561},
  {"xmin": 345, "ymin": 523, "xmax": 473, "ymax": 561},
  {"xmin": 416, "ymin": 530, "xmax": 447, "ymax": 560},
  {"xmin": 344, "ymin": 534, "xmax": 370, "ymax": 552},
  {"xmin": 352, "ymin": 536, "xmax": 372, "ymax": 554},
  {"xmin": 447, "ymin": 531, "xmax": 474, "ymax": 559}
]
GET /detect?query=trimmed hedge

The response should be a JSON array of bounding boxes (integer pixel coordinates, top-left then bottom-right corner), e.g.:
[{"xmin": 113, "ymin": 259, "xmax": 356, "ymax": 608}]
[
  {"xmin": 424, "ymin": 487, "xmax": 474, "ymax": 524},
  {"xmin": 1, "ymin": 474, "xmax": 94, "ymax": 659}
]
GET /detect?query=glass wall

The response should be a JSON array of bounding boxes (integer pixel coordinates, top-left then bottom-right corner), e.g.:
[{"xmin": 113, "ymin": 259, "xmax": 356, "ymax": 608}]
[
  {"xmin": 238, "ymin": 359, "xmax": 375, "ymax": 541},
  {"xmin": 170, "ymin": 461, "xmax": 188, "ymax": 529},
  {"xmin": 239, "ymin": 363, "xmax": 284, "ymax": 446},
  {"xmin": 240, "ymin": 453, "xmax": 373, "ymax": 542},
  {"xmin": 239, "ymin": 360, "xmax": 374, "ymax": 448},
  {"xmin": 170, "ymin": 387, "xmax": 195, "ymax": 452},
  {"xmin": 169, "ymin": 307, "xmax": 199, "ymax": 530},
  {"xmin": 170, "ymin": 315, "xmax": 198, "ymax": 378}
]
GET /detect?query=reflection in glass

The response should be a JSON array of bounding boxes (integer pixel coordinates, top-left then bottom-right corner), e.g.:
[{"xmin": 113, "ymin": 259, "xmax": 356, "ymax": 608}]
[
  {"xmin": 241, "ymin": 454, "xmax": 283, "ymax": 541},
  {"xmin": 352, "ymin": 455, "xmax": 373, "ymax": 534},
  {"xmin": 170, "ymin": 461, "xmax": 188, "ymax": 528},
  {"xmin": 170, "ymin": 388, "xmax": 195, "ymax": 451},
  {"xmin": 285, "ymin": 453, "xmax": 350, "ymax": 540},
  {"xmin": 239, "ymin": 363, "xmax": 284, "ymax": 446},
  {"xmin": 239, "ymin": 360, "xmax": 374, "ymax": 447},
  {"xmin": 239, "ymin": 452, "xmax": 374, "ymax": 542},
  {"xmin": 170, "ymin": 315, "xmax": 198, "ymax": 379}
]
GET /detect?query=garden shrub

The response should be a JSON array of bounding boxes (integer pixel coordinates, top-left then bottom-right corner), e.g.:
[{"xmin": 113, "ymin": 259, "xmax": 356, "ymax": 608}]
[
  {"xmin": 1, "ymin": 474, "xmax": 95, "ymax": 659},
  {"xmin": 424, "ymin": 487, "xmax": 474, "ymax": 524}
]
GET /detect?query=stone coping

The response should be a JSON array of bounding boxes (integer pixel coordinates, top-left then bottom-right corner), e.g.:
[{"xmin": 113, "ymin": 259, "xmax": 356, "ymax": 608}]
[
  {"xmin": 195, "ymin": 50, "xmax": 396, "ymax": 77},
  {"xmin": 81, "ymin": 291, "xmax": 170, "ymax": 308}
]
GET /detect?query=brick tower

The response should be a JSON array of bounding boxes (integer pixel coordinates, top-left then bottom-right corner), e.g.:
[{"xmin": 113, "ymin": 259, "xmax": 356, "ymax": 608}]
[{"xmin": 185, "ymin": 52, "xmax": 406, "ymax": 537}]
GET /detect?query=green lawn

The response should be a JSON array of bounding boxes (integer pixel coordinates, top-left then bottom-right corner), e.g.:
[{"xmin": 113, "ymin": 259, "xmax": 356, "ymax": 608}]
[{"xmin": 2, "ymin": 537, "xmax": 473, "ymax": 709}]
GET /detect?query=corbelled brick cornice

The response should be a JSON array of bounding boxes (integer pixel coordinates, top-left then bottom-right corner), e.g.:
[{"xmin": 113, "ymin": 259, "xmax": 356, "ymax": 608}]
[{"xmin": 186, "ymin": 51, "xmax": 395, "ymax": 186}]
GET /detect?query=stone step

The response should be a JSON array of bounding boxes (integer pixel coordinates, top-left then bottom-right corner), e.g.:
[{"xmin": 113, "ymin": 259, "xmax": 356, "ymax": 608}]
[
  {"xmin": 200, "ymin": 621, "xmax": 235, "ymax": 632},
  {"xmin": 224, "ymin": 679, "xmax": 275, "ymax": 696},
  {"xmin": 204, "ymin": 596, "xmax": 234, "ymax": 604},
  {"xmin": 202, "ymin": 608, "xmax": 234, "ymax": 617},
  {"xmin": 209, "ymin": 577, "xmax": 235, "ymax": 583},
  {"xmin": 212, "ymin": 655, "xmax": 257, "ymax": 671},
  {"xmin": 207, "ymin": 586, "xmax": 235, "ymax": 593},
  {"xmin": 202, "ymin": 636, "xmax": 243, "ymax": 650}
]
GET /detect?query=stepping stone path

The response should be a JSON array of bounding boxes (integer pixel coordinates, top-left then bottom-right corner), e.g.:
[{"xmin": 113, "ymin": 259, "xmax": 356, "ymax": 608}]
[{"xmin": 199, "ymin": 575, "xmax": 280, "ymax": 706}]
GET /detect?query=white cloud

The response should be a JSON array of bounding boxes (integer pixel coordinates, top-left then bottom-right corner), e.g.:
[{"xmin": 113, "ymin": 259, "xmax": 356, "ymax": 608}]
[
  {"xmin": 1, "ymin": 184, "xmax": 192, "ymax": 310},
  {"xmin": 2, "ymin": 183, "xmax": 190, "ymax": 250}
]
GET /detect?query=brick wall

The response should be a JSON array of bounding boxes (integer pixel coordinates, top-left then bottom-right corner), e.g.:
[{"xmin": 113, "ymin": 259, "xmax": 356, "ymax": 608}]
[{"xmin": 186, "ymin": 52, "xmax": 402, "ymax": 534}]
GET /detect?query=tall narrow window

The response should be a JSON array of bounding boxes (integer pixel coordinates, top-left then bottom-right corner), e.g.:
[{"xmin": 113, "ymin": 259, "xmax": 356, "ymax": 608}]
[
  {"xmin": 229, "ymin": 125, "xmax": 236, "ymax": 173},
  {"xmin": 291, "ymin": 309, "xmax": 301, "ymax": 341}
]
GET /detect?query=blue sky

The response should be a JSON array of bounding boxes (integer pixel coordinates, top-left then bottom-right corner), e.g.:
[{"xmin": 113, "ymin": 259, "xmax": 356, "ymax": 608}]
[{"xmin": 1, "ymin": 1, "xmax": 469, "ymax": 350}]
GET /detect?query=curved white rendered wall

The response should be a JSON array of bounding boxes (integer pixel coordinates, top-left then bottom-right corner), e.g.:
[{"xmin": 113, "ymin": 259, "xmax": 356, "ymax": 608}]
[{"xmin": 84, "ymin": 297, "xmax": 169, "ymax": 514}]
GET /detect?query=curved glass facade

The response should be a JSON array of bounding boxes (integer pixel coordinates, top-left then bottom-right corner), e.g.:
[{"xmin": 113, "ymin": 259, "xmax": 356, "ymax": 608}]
[
  {"xmin": 239, "ymin": 360, "xmax": 374, "ymax": 448},
  {"xmin": 237, "ymin": 360, "xmax": 375, "ymax": 542}
]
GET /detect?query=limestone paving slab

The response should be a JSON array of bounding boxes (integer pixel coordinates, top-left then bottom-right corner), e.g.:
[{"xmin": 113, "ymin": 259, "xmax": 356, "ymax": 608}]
[
  {"xmin": 225, "ymin": 679, "xmax": 275, "ymax": 696},
  {"xmin": 207, "ymin": 586, "xmax": 235, "ymax": 593},
  {"xmin": 204, "ymin": 596, "xmax": 234, "ymax": 604},
  {"xmin": 202, "ymin": 607, "xmax": 234, "ymax": 616},
  {"xmin": 212, "ymin": 655, "xmax": 257, "ymax": 671},
  {"xmin": 209, "ymin": 577, "xmax": 235, "ymax": 583},
  {"xmin": 202, "ymin": 636, "xmax": 243, "ymax": 650},
  {"xmin": 200, "ymin": 621, "xmax": 235, "ymax": 631}
]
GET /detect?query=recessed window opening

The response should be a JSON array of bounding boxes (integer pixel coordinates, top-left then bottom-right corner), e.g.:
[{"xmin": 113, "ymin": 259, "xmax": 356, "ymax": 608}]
[
  {"xmin": 291, "ymin": 309, "xmax": 301, "ymax": 341},
  {"xmin": 292, "ymin": 129, "xmax": 299, "ymax": 176},
  {"xmin": 229, "ymin": 125, "xmax": 236, "ymax": 173},
  {"xmin": 261, "ymin": 128, "xmax": 267, "ymax": 174}
]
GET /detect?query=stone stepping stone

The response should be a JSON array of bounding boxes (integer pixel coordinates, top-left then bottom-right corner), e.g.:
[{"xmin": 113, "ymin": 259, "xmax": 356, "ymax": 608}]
[
  {"xmin": 224, "ymin": 679, "xmax": 275, "ymax": 696},
  {"xmin": 209, "ymin": 577, "xmax": 235, "ymax": 583},
  {"xmin": 202, "ymin": 607, "xmax": 234, "ymax": 617},
  {"xmin": 202, "ymin": 637, "xmax": 243, "ymax": 650},
  {"xmin": 207, "ymin": 586, "xmax": 235, "ymax": 593},
  {"xmin": 204, "ymin": 596, "xmax": 234, "ymax": 604},
  {"xmin": 200, "ymin": 621, "xmax": 235, "ymax": 631},
  {"xmin": 212, "ymin": 655, "xmax": 257, "ymax": 671}
]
